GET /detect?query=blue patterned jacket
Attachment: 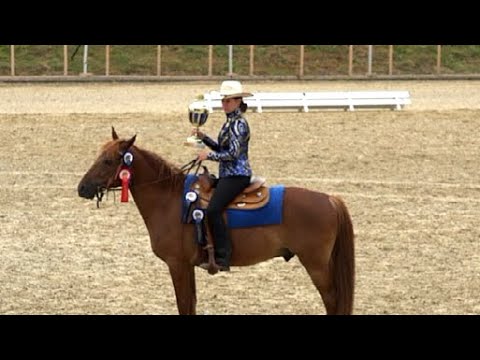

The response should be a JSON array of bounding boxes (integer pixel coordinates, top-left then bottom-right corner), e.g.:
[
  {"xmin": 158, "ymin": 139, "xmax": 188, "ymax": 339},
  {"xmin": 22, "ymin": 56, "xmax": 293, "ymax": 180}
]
[{"xmin": 201, "ymin": 108, "xmax": 252, "ymax": 178}]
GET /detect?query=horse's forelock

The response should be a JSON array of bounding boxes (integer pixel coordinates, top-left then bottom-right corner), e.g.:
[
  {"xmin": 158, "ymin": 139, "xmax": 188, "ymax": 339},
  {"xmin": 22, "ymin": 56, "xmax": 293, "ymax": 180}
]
[{"xmin": 100, "ymin": 139, "xmax": 121, "ymax": 157}]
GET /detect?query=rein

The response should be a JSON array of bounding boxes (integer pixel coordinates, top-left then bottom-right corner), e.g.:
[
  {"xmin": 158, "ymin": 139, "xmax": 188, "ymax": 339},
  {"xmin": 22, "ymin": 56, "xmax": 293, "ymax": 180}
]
[
  {"xmin": 180, "ymin": 158, "xmax": 203, "ymax": 175},
  {"xmin": 95, "ymin": 157, "xmax": 203, "ymax": 208}
]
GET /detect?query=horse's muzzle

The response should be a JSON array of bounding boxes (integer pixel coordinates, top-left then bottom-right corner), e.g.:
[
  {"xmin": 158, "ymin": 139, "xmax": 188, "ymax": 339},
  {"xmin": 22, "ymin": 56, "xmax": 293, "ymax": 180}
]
[{"xmin": 77, "ymin": 182, "xmax": 98, "ymax": 200}]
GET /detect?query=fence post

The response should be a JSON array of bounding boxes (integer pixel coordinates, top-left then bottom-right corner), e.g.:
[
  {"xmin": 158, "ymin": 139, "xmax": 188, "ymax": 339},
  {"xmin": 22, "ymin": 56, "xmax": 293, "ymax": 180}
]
[
  {"xmin": 157, "ymin": 45, "xmax": 162, "ymax": 76},
  {"xmin": 105, "ymin": 45, "xmax": 110, "ymax": 76},
  {"xmin": 64, "ymin": 45, "xmax": 68, "ymax": 76},
  {"xmin": 367, "ymin": 45, "xmax": 373, "ymax": 76},
  {"xmin": 208, "ymin": 45, "xmax": 213, "ymax": 76},
  {"xmin": 249, "ymin": 45, "xmax": 255, "ymax": 76},
  {"xmin": 228, "ymin": 45, "xmax": 233, "ymax": 76},
  {"xmin": 10, "ymin": 45, "xmax": 15, "ymax": 76},
  {"xmin": 299, "ymin": 45, "xmax": 304, "ymax": 77},
  {"xmin": 389, "ymin": 45, "xmax": 393, "ymax": 75},
  {"xmin": 348, "ymin": 45, "xmax": 353, "ymax": 76},
  {"xmin": 436, "ymin": 45, "xmax": 442, "ymax": 74},
  {"xmin": 82, "ymin": 45, "xmax": 89, "ymax": 75}
]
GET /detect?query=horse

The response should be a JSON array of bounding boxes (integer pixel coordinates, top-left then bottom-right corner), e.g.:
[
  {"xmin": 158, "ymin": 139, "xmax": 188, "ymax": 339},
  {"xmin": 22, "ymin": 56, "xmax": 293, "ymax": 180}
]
[{"xmin": 77, "ymin": 127, "xmax": 355, "ymax": 315}]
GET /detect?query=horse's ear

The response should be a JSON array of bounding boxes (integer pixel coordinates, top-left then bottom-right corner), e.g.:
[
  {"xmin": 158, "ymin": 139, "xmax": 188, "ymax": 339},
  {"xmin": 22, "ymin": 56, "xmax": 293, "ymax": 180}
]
[
  {"xmin": 112, "ymin": 126, "xmax": 119, "ymax": 140},
  {"xmin": 125, "ymin": 134, "xmax": 136, "ymax": 149},
  {"xmin": 119, "ymin": 134, "xmax": 136, "ymax": 154}
]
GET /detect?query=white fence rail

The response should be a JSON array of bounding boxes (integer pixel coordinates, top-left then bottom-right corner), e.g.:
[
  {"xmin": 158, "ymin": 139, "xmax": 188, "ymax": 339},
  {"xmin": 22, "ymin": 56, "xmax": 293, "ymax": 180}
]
[{"xmin": 200, "ymin": 90, "xmax": 411, "ymax": 112}]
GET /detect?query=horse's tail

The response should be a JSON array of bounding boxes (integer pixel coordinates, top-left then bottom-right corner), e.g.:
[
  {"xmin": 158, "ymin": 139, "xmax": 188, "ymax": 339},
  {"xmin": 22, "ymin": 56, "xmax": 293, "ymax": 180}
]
[{"xmin": 329, "ymin": 195, "xmax": 355, "ymax": 315}]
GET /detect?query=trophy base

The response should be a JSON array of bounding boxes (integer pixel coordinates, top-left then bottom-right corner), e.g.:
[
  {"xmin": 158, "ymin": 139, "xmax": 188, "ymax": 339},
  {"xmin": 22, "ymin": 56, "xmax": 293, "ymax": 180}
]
[{"xmin": 184, "ymin": 136, "xmax": 205, "ymax": 148}]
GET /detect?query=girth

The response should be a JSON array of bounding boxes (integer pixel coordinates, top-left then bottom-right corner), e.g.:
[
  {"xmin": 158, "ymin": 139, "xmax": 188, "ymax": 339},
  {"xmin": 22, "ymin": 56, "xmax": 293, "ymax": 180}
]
[{"xmin": 190, "ymin": 174, "xmax": 269, "ymax": 210}]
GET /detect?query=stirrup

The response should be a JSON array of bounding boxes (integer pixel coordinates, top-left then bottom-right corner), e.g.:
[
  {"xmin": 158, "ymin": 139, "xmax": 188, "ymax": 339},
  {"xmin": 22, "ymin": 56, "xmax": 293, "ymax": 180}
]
[
  {"xmin": 199, "ymin": 262, "xmax": 210, "ymax": 270},
  {"xmin": 199, "ymin": 262, "xmax": 230, "ymax": 272},
  {"xmin": 217, "ymin": 264, "xmax": 230, "ymax": 272}
]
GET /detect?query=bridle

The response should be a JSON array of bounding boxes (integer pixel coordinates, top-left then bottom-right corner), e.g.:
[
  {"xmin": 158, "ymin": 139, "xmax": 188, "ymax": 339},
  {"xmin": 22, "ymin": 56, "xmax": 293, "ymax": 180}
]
[
  {"xmin": 95, "ymin": 154, "xmax": 203, "ymax": 208},
  {"xmin": 95, "ymin": 149, "xmax": 134, "ymax": 208}
]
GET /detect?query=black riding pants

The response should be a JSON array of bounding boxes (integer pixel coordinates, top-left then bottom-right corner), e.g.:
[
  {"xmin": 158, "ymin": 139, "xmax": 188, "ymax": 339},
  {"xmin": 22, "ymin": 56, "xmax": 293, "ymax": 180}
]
[{"xmin": 206, "ymin": 175, "xmax": 251, "ymax": 264}]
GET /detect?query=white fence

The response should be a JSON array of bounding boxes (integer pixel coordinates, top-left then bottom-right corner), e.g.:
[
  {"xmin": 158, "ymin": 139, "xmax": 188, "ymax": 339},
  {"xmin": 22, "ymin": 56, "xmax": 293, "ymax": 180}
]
[{"xmin": 200, "ymin": 90, "xmax": 411, "ymax": 112}]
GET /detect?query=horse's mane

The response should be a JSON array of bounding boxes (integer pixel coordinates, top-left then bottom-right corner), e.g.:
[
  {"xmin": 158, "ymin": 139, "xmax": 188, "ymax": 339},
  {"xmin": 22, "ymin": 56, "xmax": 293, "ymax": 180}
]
[{"xmin": 134, "ymin": 146, "xmax": 185, "ymax": 191}]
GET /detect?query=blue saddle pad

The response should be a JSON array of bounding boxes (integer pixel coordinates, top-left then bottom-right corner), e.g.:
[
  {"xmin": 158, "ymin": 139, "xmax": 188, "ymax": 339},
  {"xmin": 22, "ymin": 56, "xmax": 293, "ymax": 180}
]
[
  {"xmin": 226, "ymin": 185, "xmax": 285, "ymax": 228},
  {"xmin": 182, "ymin": 175, "xmax": 285, "ymax": 228}
]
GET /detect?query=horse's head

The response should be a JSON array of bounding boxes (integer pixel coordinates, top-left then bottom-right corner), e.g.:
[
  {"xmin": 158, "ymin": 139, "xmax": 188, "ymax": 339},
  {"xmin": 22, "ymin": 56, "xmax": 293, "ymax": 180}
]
[{"xmin": 77, "ymin": 127, "xmax": 136, "ymax": 200}]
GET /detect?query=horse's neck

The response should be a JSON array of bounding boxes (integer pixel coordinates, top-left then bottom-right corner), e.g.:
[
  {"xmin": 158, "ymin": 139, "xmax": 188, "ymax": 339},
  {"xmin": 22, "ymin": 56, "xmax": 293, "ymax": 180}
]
[{"xmin": 128, "ymin": 147, "xmax": 184, "ymax": 227}]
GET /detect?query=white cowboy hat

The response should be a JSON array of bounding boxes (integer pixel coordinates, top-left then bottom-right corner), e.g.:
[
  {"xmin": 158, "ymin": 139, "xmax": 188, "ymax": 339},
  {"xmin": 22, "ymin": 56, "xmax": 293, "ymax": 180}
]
[{"xmin": 219, "ymin": 80, "xmax": 253, "ymax": 99}]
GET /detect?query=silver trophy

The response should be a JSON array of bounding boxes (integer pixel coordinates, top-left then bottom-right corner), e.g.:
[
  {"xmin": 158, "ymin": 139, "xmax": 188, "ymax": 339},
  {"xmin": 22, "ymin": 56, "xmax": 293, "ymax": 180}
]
[{"xmin": 185, "ymin": 101, "xmax": 209, "ymax": 148}]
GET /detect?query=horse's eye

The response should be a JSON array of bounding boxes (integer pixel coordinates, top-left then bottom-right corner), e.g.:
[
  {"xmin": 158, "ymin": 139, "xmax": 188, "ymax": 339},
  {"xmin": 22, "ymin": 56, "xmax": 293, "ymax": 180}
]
[{"xmin": 103, "ymin": 159, "xmax": 114, "ymax": 166}]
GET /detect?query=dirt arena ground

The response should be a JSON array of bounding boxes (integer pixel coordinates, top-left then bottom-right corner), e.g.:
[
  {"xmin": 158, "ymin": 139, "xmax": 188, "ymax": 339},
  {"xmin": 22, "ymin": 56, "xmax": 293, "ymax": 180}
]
[{"xmin": 0, "ymin": 80, "xmax": 479, "ymax": 314}]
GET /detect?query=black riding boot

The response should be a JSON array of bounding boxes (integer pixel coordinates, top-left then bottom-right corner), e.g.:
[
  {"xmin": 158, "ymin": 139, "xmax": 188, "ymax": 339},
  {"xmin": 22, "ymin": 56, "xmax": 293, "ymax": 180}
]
[{"xmin": 208, "ymin": 214, "xmax": 231, "ymax": 271}]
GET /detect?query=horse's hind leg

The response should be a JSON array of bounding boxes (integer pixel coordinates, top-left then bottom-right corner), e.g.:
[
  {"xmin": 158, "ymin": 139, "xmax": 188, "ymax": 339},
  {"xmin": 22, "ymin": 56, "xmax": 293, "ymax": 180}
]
[
  {"xmin": 299, "ymin": 257, "xmax": 337, "ymax": 315},
  {"xmin": 168, "ymin": 262, "xmax": 197, "ymax": 315}
]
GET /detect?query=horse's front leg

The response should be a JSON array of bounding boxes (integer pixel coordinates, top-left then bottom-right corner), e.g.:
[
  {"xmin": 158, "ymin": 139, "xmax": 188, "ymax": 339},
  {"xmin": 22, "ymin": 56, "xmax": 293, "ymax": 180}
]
[{"xmin": 167, "ymin": 261, "xmax": 197, "ymax": 315}]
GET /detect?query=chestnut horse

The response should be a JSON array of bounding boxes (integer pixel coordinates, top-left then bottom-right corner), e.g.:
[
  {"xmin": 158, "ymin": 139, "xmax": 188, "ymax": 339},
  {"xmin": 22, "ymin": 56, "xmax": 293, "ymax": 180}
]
[{"xmin": 77, "ymin": 128, "xmax": 355, "ymax": 315}]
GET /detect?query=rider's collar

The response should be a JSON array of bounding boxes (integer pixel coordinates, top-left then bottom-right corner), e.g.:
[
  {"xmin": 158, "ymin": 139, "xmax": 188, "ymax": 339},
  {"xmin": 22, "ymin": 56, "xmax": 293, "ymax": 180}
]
[{"xmin": 226, "ymin": 108, "xmax": 241, "ymax": 119}]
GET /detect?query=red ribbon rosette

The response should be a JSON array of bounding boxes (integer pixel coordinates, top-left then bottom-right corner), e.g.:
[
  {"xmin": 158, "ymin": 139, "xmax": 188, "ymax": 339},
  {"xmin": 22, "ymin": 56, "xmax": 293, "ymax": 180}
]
[{"xmin": 118, "ymin": 168, "xmax": 131, "ymax": 202}]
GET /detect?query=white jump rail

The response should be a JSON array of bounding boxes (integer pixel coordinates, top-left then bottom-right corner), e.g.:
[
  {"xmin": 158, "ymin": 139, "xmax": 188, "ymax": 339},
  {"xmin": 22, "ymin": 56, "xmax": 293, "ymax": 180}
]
[{"xmin": 199, "ymin": 90, "xmax": 411, "ymax": 113}]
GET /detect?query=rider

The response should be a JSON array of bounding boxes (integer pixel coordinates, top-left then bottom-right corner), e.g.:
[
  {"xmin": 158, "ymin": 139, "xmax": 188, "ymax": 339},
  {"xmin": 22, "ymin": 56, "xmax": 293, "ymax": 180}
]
[{"xmin": 194, "ymin": 80, "xmax": 253, "ymax": 271}]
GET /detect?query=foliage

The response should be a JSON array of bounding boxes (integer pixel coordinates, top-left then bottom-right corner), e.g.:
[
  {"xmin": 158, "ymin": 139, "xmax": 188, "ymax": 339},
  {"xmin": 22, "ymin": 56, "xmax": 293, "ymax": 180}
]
[{"xmin": 0, "ymin": 45, "xmax": 479, "ymax": 76}]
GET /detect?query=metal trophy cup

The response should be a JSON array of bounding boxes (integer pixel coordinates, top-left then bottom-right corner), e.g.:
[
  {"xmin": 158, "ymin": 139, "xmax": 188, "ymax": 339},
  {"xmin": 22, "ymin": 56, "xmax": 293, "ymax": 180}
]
[{"xmin": 185, "ymin": 101, "xmax": 209, "ymax": 148}]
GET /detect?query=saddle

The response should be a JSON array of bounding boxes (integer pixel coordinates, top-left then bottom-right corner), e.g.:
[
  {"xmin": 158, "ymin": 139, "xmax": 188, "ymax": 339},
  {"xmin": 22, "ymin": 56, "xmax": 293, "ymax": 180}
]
[{"xmin": 190, "ymin": 173, "xmax": 269, "ymax": 210}]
